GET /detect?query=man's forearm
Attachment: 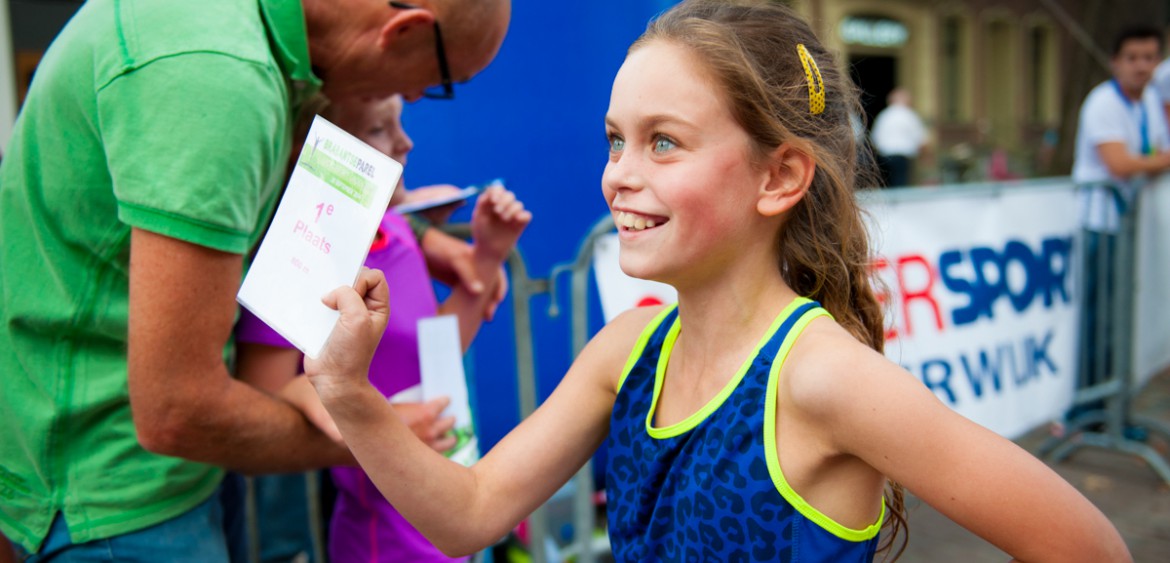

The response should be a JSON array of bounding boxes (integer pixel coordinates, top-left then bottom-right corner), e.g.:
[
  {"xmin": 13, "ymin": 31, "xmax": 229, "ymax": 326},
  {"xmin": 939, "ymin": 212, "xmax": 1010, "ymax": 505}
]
[
  {"xmin": 137, "ymin": 366, "xmax": 353, "ymax": 474},
  {"xmin": 128, "ymin": 228, "xmax": 352, "ymax": 474}
]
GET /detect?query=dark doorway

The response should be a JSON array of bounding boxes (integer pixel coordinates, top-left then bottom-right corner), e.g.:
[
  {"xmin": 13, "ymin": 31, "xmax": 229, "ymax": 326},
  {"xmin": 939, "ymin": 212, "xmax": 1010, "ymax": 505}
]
[{"xmin": 848, "ymin": 55, "xmax": 897, "ymax": 131}]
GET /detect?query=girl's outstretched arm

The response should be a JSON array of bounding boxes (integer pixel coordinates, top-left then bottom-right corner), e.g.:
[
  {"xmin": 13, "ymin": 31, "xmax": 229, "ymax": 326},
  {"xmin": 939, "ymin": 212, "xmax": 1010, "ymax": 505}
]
[
  {"xmin": 793, "ymin": 325, "xmax": 1131, "ymax": 563},
  {"xmin": 306, "ymin": 269, "xmax": 661, "ymax": 556}
]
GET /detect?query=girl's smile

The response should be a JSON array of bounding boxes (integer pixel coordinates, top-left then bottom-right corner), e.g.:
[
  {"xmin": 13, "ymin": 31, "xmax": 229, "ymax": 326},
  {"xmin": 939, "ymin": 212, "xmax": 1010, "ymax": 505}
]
[
  {"xmin": 602, "ymin": 42, "xmax": 772, "ymax": 287},
  {"xmin": 612, "ymin": 207, "xmax": 668, "ymax": 234}
]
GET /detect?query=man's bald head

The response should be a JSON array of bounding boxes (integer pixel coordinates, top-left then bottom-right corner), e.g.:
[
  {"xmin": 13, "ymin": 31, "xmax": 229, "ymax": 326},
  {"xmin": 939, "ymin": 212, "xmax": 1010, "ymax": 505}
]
[
  {"xmin": 303, "ymin": 0, "xmax": 510, "ymax": 100},
  {"xmin": 431, "ymin": 0, "xmax": 510, "ymax": 82}
]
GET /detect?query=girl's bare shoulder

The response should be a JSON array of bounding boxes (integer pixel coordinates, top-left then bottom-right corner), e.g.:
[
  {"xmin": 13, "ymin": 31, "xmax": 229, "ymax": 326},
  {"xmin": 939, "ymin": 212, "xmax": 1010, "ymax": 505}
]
[
  {"xmin": 577, "ymin": 304, "xmax": 674, "ymax": 390},
  {"xmin": 780, "ymin": 317, "xmax": 914, "ymax": 421}
]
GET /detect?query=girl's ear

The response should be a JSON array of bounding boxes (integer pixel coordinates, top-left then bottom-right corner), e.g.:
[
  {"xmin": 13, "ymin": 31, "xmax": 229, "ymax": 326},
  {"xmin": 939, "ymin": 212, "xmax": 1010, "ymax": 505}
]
[
  {"xmin": 758, "ymin": 143, "xmax": 814, "ymax": 217},
  {"xmin": 377, "ymin": 7, "xmax": 436, "ymax": 51}
]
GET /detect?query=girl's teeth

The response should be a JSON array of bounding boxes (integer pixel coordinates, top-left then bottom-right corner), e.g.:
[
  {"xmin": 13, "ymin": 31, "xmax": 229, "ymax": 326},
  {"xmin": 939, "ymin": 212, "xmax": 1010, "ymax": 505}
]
[{"xmin": 616, "ymin": 211, "xmax": 661, "ymax": 231}]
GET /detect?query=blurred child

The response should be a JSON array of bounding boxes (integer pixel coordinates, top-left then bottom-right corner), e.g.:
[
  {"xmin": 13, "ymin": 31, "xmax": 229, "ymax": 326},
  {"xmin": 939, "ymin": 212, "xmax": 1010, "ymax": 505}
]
[
  {"xmin": 302, "ymin": 1, "xmax": 1131, "ymax": 561},
  {"xmin": 236, "ymin": 94, "xmax": 529, "ymax": 562}
]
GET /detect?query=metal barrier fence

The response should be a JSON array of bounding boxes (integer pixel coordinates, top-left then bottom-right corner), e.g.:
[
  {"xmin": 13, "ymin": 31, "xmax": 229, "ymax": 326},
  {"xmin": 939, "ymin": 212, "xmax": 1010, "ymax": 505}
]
[
  {"xmin": 1037, "ymin": 184, "xmax": 1170, "ymax": 484},
  {"xmin": 242, "ymin": 178, "xmax": 1170, "ymax": 562}
]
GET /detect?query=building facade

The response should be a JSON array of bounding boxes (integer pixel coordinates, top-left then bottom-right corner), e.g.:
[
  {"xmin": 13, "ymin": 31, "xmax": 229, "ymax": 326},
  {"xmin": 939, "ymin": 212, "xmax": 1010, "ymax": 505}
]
[{"xmin": 790, "ymin": 0, "xmax": 1088, "ymax": 182}]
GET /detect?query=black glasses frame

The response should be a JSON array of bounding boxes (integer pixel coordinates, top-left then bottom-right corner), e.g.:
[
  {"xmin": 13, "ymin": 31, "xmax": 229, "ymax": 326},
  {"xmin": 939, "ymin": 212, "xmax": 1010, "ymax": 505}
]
[{"xmin": 388, "ymin": 1, "xmax": 454, "ymax": 99}]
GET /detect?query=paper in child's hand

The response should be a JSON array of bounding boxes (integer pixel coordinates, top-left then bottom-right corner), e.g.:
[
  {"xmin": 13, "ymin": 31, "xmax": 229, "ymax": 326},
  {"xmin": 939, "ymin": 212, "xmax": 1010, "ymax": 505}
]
[
  {"xmin": 238, "ymin": 116, "xmax": 402, "ymax": 358},
  {"xmin": 418, "ymin": 315, "xmax": 480, "ymax": 466}
]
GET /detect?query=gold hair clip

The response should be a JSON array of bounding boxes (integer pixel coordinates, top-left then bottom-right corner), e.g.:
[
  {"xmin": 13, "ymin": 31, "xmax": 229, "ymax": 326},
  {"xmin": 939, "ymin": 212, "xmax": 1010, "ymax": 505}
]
[{"xmin": 796, "ymin": 44, "xmax": 825, "ymax": 115}]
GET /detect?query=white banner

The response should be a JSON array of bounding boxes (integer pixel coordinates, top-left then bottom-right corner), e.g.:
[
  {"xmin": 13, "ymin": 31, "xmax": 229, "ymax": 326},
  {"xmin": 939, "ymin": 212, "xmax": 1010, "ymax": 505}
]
[
  {"xmin": 1135, "ymin": 175, "xmax": 1170, "ymax": 387},
  {"xmin": 865, "ymin": 185, "xmax": 1081, "ymax": 439},
  {"xmin": 592, "ymin": 233, "xmax": 676, "ymax": 323},
  {"xmin": 588, "ymin": 179, "xmax": 1170, "ymax": 439}
]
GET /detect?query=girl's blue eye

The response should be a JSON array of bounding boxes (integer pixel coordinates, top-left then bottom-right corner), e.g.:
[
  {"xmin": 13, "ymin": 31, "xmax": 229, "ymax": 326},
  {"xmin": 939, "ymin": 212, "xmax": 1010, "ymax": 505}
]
[
  {"xmin": 610, "ymin": 137, "xmax": 625, "ymax": 152},
  {"xmin": 654, "ymin": 137, "xmax": 676, "ymax": 153}
]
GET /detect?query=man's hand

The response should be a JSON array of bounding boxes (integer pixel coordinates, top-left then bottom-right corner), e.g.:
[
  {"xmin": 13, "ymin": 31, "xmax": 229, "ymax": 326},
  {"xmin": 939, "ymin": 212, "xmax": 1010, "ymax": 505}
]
[
  {"xmin": 127, "ymin": 228, "xmax": 354, "ymax": 472},
  {"xmin": 392, "ymin": 398, "xmax": 458, "ymax": 452},
  {"xmin": 1155, "ymin": 150, "xmax": 1170, "ymax": 172}
]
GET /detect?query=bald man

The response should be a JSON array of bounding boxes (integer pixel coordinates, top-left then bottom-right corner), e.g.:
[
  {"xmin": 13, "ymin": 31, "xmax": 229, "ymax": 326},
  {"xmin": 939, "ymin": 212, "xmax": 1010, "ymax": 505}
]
[{"xmin": 0, "ymin": 0, "xmax": 509, "ymax": 559}]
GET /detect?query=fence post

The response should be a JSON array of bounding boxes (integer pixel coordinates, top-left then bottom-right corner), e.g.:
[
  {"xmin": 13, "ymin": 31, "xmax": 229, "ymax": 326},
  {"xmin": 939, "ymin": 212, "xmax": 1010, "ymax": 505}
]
[
  {"xmin": 503, "ymin": 245, "xmax": 553, "ymax": 563},
  {"xmin": 440, "ymin": 223, "xmax": 555, "ymax": 562},
  {"xmin": 1039, "ymin": 184, "xmax": 1170, "ymax": 485},
  {"xmin": 560, "ymin": 216, "xmax": 621, "ymax": 563}
]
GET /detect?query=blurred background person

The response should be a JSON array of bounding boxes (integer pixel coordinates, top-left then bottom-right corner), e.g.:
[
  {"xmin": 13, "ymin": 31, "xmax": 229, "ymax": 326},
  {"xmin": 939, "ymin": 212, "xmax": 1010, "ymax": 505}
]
[
  {"xmin": 1073, "ymin": 25, "xmax": 1170, "ymax": 231},
  {"xmin": 1070, "ymin": 24, "xmax": 1170, "ymax": 424},
  {"xmin": 235, "ymin": 94, "xmax": 529, "ymax": 563},
  {"xmin": 871, "ymin": 88, "xmax": 927, "ymax": 188}
]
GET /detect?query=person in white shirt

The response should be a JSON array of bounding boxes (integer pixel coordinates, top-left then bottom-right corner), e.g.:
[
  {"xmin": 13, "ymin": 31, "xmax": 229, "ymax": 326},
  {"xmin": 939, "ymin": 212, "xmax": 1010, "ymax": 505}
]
[
  {"xmin": 1074, "ymin": 25, "xmax": 1170, "ymax": 231},
  {"xmin": 870, "ymin": 88, "xmax": 926, "ymax": 187},
  {"xmin": 1071, "ymin": 25, "xmax": 1170, "ymax": 420}
]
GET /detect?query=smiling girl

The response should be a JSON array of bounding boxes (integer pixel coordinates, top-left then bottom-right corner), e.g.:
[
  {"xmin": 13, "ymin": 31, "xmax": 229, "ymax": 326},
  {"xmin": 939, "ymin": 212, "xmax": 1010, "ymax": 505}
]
[{"xmin": 302, "ymin": 1, "xmax": 1131, "ymax": 561}]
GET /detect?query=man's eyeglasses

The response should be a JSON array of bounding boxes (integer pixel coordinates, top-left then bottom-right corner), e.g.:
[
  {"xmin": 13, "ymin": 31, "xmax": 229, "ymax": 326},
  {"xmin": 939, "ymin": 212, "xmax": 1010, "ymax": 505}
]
[{"xmin": 388, "ymin": 1, "xmax": 454, "ymax": 100}]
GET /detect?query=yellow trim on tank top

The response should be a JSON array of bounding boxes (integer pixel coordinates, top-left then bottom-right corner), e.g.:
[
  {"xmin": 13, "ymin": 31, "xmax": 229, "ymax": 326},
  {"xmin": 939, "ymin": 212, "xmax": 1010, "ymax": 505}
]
[
  {"xmin": 644, "ymin": 297, "xmax": 814, "ymax": 439},
  {"xmin": 616, "ymin": 305, "xmax": 679, "ymax": 394},
  {"xmin": 763, "ymin": 307, "xmax": 886, "ymax": 542}
]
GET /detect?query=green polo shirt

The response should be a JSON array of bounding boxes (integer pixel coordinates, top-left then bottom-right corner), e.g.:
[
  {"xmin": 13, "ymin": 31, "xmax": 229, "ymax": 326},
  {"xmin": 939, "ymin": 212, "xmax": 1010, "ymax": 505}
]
[{"xmin": 0, "ymin": 0, "xmax": 320, "ymax": 551}]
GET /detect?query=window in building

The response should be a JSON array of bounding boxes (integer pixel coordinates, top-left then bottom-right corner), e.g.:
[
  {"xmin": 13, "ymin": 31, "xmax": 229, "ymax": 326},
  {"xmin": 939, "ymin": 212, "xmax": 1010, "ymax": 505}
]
[
  {"xmin": 1030, "ymin": 25, "xmax": 1055, "ymax": 123},
  {"xmin": 941, "ymin": 15, "xmax": 964, "ymax": 122}
]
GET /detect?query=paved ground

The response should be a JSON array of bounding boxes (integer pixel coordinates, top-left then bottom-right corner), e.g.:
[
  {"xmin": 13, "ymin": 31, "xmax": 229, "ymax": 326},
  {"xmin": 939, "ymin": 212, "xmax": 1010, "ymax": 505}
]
[{"xmin": 899, "ymin": 370, "xmax": 1170, "ymax": 562}]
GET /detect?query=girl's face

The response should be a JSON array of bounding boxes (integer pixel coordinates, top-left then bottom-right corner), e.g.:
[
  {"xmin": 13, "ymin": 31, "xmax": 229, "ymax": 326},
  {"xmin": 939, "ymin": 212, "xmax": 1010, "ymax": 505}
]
[
  {"xmin": 331, "ymin": 95, "xmax": 414, "ymax": 205},
  {"xmin": 602, "ymin": 41, "xmax": 771, "ymax": 286}
]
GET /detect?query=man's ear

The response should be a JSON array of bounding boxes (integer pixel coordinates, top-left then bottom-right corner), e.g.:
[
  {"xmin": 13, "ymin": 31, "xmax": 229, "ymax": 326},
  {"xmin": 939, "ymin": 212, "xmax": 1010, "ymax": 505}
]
[
  {"xmin": 758, "ymin": 143, "xmax": 814, "ymax": 217},
  {"xmin": 377, "ymin": 7, "xmax": 436, "ymax": 51}
]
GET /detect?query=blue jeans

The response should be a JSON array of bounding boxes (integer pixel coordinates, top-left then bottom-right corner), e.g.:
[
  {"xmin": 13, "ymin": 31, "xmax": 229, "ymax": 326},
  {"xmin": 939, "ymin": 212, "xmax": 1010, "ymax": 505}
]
[
  {"xmin": 14, "ymin": 493, "xmax": 228, "ymax": 562},
  {"xmin": 252, "ymin": 473, "xmax": 315, "ymax": 563}
]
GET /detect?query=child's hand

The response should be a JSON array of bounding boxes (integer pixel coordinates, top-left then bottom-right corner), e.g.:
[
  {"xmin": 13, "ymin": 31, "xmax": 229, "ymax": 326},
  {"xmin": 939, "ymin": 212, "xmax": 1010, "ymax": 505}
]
[
  {"xmin": 421, "ymin": 229, "xmax": 484, "ymax": 294},
  {"xmin": 279, "ymin": 376, "xmax": 343, "ymax": 444},
  {"xmin": 470, "ymin": 185, "xmax": 531, "ymax": 263},
  {"xmin": 485, "ymin": 267, "xmax": 507, "ymax": 321},
  {"xmin": 304, "ymin": 267, "xmax": 390, "ymax": 400},
  {"xmin": 391, "ymin": 397, "xmax": 458, "ymax": 453}
]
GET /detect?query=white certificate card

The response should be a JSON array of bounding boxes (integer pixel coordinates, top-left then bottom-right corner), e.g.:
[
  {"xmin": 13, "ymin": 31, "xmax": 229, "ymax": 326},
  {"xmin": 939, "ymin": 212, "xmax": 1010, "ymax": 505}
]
[
  {"xmin": 237, "ymin": 115, "xmax": 402, "ymax": 358},
  {"xmin": 418, "ymin": 315, "xmax": 479, "ymax": 466}
]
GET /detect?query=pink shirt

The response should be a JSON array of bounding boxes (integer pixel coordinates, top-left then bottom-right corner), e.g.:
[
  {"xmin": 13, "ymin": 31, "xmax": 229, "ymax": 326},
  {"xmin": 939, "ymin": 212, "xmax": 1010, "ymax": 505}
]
[{"xmin": 236, "ymin": 212, "xmax": 462, "ymax": 562}]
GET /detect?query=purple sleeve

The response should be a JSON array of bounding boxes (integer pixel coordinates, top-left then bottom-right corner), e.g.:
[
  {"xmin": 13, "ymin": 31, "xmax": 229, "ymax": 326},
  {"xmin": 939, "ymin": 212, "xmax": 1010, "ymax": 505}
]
[{"xmin": 235, "ymin": 307, "xmax": 295, "ymax": 349}]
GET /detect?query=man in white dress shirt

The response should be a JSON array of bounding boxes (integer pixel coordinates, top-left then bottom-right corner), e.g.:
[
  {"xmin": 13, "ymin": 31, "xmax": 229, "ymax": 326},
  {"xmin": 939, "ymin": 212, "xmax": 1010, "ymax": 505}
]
[{"xmin": 871, "ymin": 88, "xmax": 926, "ymax": 188}]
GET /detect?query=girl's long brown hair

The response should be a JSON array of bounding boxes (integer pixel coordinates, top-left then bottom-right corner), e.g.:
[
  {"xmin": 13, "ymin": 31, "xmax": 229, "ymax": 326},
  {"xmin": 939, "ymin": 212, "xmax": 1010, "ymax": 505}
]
[{"xmin": 632, "ymin": 0, "xmax": 907, "ymax": 558}]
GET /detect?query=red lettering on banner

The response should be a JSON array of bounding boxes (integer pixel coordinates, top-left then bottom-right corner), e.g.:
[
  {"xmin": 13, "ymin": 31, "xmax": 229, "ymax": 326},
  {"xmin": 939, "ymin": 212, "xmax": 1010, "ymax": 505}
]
[
  {"xmin": 897, "ymin": 254, "xmax": 944, "ymax": 337},
  {"xmin": 870, "ymin": 256, "xmax": 898, "ymax": 341}
]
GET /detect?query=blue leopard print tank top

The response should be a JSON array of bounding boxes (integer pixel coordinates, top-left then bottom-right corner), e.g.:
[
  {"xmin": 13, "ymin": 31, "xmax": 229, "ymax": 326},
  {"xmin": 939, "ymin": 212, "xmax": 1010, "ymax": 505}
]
[{"xmin": 605, "ymin": 298, "xmax": 884, "ymax": 562}]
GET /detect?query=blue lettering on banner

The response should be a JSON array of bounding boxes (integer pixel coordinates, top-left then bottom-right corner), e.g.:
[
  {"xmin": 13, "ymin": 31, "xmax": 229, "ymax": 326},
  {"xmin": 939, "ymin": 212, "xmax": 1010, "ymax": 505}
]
[
  {"xmin": 959, "ymin": 349, "xmax": 1003, "ymax": 399},
  {"xmin": 938, "ymin": 237, "xmax": 1073, "ymax": 327},
  {"xmin": 920, "ymin": 359, "xmax": 956, "ymax": 404},
  {"xmin": 908, "ymin": 329, "xmax": 1059, "ymax": 407}
]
